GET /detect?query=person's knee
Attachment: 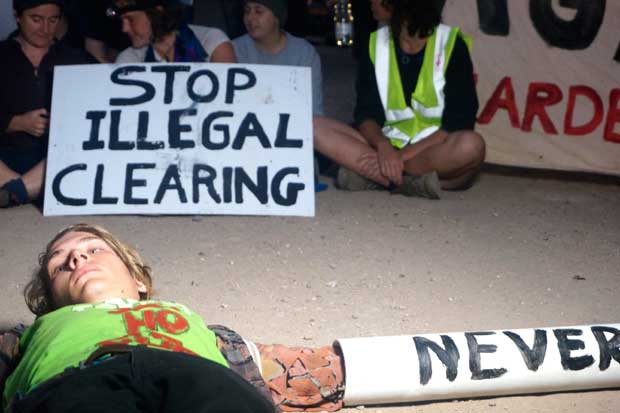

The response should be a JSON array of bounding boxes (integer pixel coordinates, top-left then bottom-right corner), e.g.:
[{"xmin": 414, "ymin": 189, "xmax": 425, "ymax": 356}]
[{"xmin": 453, "ymin": 131, "xmax": 485, "ymax": 166}]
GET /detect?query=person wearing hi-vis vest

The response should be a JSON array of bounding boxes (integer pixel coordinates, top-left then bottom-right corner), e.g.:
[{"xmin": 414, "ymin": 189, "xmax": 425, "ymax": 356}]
[{"xmin": 343, "ymin": 0, "xmax": 485, "ymax": 199}]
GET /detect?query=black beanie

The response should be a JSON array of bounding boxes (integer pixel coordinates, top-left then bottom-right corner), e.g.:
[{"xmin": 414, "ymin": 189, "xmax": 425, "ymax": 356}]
[
  {"xmin": 108, "ymin": 0, "xmax": 170, "ymax": 16},
  {"xmin": 13, "ymin": 0, "xmax": 64, "ymax": 13},
  {"xmin": 246, "ymin": 0, "xmax": 287, "ymax": 27}
]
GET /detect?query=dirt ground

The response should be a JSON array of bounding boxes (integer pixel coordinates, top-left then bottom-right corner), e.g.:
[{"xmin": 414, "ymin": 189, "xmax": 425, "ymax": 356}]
[{"xmin": 1, "ymin": 47, "xmax": 619, "ymax": 412}]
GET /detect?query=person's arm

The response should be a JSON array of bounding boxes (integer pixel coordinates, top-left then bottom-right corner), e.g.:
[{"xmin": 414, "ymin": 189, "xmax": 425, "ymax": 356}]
[
  {"xmin": 5, "ymin": 109, "xmax": 49, "ymax": 137},
  {"xmin": 310, "ymin": 46, "xmax": 324, "ymax": 116},
  {"xmin": 210, "ymin": 41, "xmax": 237, "ymax": 63},
  {"xmin": 440, "ymin": 35, "xmax": 478, "ymax": 133},
  {"xmin": 85, "ymin": 37, "xmax": 119, "ymax": 63},
  {"xmin": 359, "ymin": 119, "xmax": 404, "ymax": 184},
  {"xmin": 353, "ymin": 48, "xmax": 404, "ymax": 184},
  {"xmin": 400, "ymin": 36, "xmax": 478, "ymax": 162}
]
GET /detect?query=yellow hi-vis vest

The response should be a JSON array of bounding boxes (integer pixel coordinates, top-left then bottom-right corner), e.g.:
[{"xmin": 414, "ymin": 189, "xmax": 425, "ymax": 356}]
[{"xmin": 369, "ymin": 24, "xmax": 472, "ymax": 148}]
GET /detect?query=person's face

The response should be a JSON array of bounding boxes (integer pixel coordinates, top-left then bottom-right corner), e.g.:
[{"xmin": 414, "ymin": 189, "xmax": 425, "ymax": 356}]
[
  {"xmin": 243, "ymin": 2, "xmax": 279, "ymax": 42},
  {"xmin": 46, "ymin": 231, "xmax": 147, "ymax": 309},
  {"xmin": 15, "ymin": 4, "xmax": 61, "ymax": 49},
  {"xmin": 398, "ymin": 20, "xmax": 427, "ymax": 54},
  {"xmin": 120, "ymin": 10, "xmax": 153, "ymax": 48},
  {"xmin": 369, "ymin": 0, "xmax": 392, "ymax": 24}
]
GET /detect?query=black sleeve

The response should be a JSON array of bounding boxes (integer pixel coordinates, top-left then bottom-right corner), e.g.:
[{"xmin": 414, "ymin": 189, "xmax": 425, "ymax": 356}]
[
  {"xmin": 441, "ymin": 35, "xmax": 479, "ymax": 132},
  {"xmin": 353, "ymin": 45, "xmax": 386, "ymax": 127}
]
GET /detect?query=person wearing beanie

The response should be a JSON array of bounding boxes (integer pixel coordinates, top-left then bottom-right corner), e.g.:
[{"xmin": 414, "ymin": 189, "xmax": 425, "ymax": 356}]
[
  {"xmin": 12, "ymin": 0, "xmax": 65, "ymax": 14},
  {"xmin": 0, "ymin": 0, "xmax": 92, "ymax": 208},
  {"xmin": 112, "ymin": 0, "xmax": 236, "ymax": 63},
  {"xmin": 232, "ymin": 1, "xmax": 393, "ymax": 190}
]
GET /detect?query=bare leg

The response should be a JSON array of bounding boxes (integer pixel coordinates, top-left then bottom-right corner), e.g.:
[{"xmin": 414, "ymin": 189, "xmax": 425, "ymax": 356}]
[
  {"xmin": 0, "ymin": 159, "xmax": 45, "ymax": 200},
  {"xmin": 21, "ymin": 159, "xmax": 46, "ymax": 199},
  {"xmin": 403, "ymin": 130, "xmax": 485, "ymax": 190},
  {"xmin": 313, "ymin": 116, "xmax": 390, "ymax": 186}
]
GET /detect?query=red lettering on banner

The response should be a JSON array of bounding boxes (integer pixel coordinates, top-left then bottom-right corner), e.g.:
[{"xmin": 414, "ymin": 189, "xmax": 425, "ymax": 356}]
[
  {"xmin": 477, "ymin": 76, "xmax": 520, "ymax": 128},
  {"xmin": 522, "ymin": 82, "xmax": 563, "ymax": 134},
  {"xmin": 97, "ymin": 304, "xmax": 197, "ymax": 355},
  {"xmin": 478, "ymin": 77, "xmax": 619, "ymax": 144},
  {"xmin": 564, "ymin": 86, "xmax": 604, "ymax": 135},
  {"xmin": 604, "ymin": 89, "xmax": 620, "ymax": 143}
]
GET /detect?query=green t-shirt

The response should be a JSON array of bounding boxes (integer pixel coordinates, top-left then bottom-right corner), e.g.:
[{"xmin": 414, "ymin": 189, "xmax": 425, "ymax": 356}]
[{"xmin": 3, "ymin": 299, "xmax": 228, "ymax": 406}]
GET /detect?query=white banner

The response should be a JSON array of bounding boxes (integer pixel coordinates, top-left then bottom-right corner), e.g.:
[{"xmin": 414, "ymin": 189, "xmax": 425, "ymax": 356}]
[
  {"xmin": 336, "ymin": 324, "xmax": 620, "ymax": 406},
  {"xmin": 44, "ymin": 63, "xmax": 314, "ymax": 216},
  {"xmin": 443, "ymin": 0, "xmax": 620, "ymax": 175}
]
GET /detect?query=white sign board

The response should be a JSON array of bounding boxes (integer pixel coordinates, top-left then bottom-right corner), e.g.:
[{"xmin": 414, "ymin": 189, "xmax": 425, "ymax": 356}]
[
  {"xmin": 336, "ymin": 323, "xmax": 620, "ymax": 406},
  {"xmin": 442, "ymin": 0, "xmax": 620, "ymax": 175},
  {"xmin": 44, "ymin": 63, "xmax": 314, "ymax": 216}
]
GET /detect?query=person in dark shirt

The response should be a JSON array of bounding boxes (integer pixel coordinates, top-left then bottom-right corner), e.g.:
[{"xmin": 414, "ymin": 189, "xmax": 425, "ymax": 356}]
[
  {"xmin": 0, "ymin": 0, "xmax": 93, "ymax": 208},
  {"xmin": 345, "ymin": 0, "xmax": 485, "ymax": 198},
  {"xmin": 53, "ymin": 0, "xmax": 132, "ymax": 62}
]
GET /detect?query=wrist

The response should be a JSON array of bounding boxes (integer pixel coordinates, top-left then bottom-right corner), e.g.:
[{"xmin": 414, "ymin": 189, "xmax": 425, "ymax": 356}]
[
  {"xmin": 7, "ymin": 115, "xmax": 22, "ymax": 133},
  {"xmin": 377, "ymin": 139, "xmax": 394, "ymax": 151}
]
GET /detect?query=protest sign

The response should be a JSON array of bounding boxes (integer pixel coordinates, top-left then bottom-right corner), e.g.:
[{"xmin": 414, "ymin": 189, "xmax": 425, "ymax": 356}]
[
  {"xmin": 442, "ymin": 1, "xmax": 620, "ymax": 175},
  {"xmin": 336, "ymin": 323, "xmax": 620, "ymax": 406},
  {"xmin": 44, "ymin": 63, "xmax": 314, "ymax": 216}
]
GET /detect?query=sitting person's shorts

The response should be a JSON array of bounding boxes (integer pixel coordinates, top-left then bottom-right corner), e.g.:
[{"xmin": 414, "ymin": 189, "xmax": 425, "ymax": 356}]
[{"xmin": 0, "ymin": 141, "xmax": 46, "ymax": 174}]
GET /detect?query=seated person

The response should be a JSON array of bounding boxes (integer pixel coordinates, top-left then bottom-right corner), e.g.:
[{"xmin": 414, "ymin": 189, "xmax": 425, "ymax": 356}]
[
  {"xmin": 110, "ymin": 0, "xmax": 236, "ymax": 63},
  {"xmin": 348, "ymin": 0, "xmax": 486, "ymax": 198},
  {"xmin": 234, "ymin": 0, "xmax": 391, "ymax": 188},
  {"xmin": 0, "ymin": 223, "xmax": 345, "ymax": 412},
  {"xmin": 0, "ymin": 0, "xmax": 93, "ymax": 208},
  {"xmin": 83, "ymin": 0, "xmax": 132, "ymax": 63}
]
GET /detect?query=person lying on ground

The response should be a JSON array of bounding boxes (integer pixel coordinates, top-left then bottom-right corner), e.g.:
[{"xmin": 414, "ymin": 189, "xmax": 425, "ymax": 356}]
[
  {"xmin": 110, "ymin": 0, "xmax": 237, "ymax": 63},
  {"xmin": 0, "ymin": 223, "xmax": 345, "ymax": 412},
  {"xmin": 0, "ymin": 0, "xmax": 94, "ymax": 208},
  {"xmin": 233, "ymin": 0, "xmax": 390, "ymax": 188},
  {"xmin": 345, "ymin": 0, "xmax": 485, "ymax": 199}
]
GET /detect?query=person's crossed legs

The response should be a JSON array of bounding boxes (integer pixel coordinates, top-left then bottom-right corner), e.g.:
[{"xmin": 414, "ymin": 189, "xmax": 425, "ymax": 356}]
[
  {"xmin": 0, "ymin": 152, "xmax": 46, "ymax": 207},
  {"xmin": 402, "ymin": 130, "xmax": 486, "ymax": 190}
]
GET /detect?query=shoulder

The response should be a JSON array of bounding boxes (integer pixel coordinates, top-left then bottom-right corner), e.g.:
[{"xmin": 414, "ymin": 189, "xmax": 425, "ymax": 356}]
[
  {"xmin": 0, "ymin": 39, "xmax": 12, "ymax": 52},
  {"xmin": 115, "ymin": 46, "xmax": 147, "ymax": 63},
  {"xmin": 189, "ymin": 24, "xmax": 230, "ymax": 46},
  {"xmin": 232, "ymin": 34, "xmax": 254, "ymax": 52},
  {"xmin": 232, "ymin": 34, "xmax": 258, "ymax": 63},
  {"xmin": 232, "ymin": 33, "xmax": 253, "ymax": 49},
  {"xmin": 285, "ymin": 33, "xmax": 317, "ymax": 55},
  {"xmin": 450, "ymin": 34, "xmax": 472, "ymax": 62},
  {"xmin": 0, "ymin": 38, "xmax": 20, "ymax": 59}
]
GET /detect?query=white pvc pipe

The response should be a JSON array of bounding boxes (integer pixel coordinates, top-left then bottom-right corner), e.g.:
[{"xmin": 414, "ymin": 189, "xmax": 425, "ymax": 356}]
[{"xmin": 335, "ymin": 323, "xmax": 620, "ymax": 406}]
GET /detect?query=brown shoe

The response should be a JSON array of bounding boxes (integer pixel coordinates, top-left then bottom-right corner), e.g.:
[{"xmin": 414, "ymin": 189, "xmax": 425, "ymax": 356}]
[
  {"xmin": 398, "ymin": 172, "xmax": 441, "ymax": 199},
  {"xmin": 336, "ymin": 168, "xmax": 383, "ymax": 191}
]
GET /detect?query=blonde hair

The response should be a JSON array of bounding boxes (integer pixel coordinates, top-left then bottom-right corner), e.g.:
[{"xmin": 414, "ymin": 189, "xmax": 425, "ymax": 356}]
[{"xmin": 24, "ymin": 223, "xmax": 153, "ymax": 316}]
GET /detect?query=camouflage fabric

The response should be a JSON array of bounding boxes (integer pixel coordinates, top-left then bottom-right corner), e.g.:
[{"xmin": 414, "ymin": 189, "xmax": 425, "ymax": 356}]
[
  {"xmin": 257, "ymin": 344, "xmax": 345, "ymax": 412},
  {"xmin": 0, "ymin": 325, "xmax": 26, "ymax": 398},
  {"xmin": 208, "ymin": 324, "xmax": 275, "ymax": 407}
]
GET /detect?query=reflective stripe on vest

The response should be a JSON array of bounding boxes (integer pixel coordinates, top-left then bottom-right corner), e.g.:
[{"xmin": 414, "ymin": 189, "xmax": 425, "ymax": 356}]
[
  {"xmin": 370, "ymin": 24, "xmax": 471, "ymax": 147},
  {"xmin": 374, "ymin": 27, "xmax": 414, "ymax": 123}
]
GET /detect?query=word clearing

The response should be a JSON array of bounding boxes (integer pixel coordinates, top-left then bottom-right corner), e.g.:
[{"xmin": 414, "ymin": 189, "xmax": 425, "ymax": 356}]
[{"xmin": 44, "ymin": 63, "xmax": 314, "ymax": 216}]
